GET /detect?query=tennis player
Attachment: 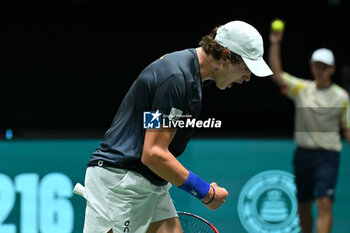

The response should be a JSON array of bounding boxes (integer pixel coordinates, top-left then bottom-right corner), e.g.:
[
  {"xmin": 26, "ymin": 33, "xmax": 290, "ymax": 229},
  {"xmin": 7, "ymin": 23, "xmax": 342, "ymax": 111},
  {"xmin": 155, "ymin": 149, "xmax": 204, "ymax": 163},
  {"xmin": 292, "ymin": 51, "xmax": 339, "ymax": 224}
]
[
  {"xmin": 83, "ymin": 20, "xmax": 273, "ymax": 233},
  {"xmin": 268, "ymin": 20, "xmax": 350, "ymax": 233}
]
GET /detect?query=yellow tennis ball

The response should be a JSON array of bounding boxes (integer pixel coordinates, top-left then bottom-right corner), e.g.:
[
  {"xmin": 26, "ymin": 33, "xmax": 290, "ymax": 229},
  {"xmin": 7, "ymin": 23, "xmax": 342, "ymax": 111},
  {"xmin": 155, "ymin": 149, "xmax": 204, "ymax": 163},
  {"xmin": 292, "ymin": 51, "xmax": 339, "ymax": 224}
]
[{"xmin": 271, "ymin": 19, "xmax": 284, "ymax": 32}]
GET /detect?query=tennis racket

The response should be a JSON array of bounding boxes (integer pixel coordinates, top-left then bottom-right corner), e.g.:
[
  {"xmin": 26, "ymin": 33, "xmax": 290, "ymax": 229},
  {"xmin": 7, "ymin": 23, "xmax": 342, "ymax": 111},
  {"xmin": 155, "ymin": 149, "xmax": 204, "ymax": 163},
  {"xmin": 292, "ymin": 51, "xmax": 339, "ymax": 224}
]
[
  {"xmin": 177, "ymin": 211, "xmax": 219, "ymax": 233},
  {"xmin": 73, "ymin": 183, "xmax": 219, "ymax": 232}
]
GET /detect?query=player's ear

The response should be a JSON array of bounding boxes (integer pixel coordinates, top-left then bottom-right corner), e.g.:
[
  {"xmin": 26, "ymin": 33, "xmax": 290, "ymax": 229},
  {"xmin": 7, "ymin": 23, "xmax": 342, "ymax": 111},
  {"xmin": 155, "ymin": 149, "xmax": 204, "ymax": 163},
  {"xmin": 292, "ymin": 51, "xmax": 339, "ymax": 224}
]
[
  {"xmin": 330, "ymin": 65, "xmax": 336, "ymax": 75},
  {"xmin": 221, "ymin": 49, "xmax": 231, "ymax": 62},
  {"xmin": 309, "ymin": 63, "xmax": 314, "ymax": 73}
]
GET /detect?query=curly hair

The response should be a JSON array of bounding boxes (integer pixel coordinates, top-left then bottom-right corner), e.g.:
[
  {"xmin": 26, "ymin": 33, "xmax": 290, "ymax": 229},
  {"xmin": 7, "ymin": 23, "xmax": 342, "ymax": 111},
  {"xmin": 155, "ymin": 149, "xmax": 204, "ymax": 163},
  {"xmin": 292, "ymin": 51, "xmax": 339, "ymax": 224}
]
[{"xmin": 199, "ymin": 26, "xmax": 243, "ymax": 65}]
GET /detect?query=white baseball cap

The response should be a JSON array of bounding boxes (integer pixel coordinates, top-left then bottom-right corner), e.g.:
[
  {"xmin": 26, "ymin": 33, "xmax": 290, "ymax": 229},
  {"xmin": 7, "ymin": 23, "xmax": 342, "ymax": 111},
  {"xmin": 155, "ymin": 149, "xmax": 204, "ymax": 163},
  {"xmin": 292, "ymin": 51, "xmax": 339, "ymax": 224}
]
[
  {"xmin": 310, "ymin": 48, "xmax": 335, "ymax": 66},
  {"xmin": 214, "ymin": 20, "xmax": 273, "ymax": 77}
]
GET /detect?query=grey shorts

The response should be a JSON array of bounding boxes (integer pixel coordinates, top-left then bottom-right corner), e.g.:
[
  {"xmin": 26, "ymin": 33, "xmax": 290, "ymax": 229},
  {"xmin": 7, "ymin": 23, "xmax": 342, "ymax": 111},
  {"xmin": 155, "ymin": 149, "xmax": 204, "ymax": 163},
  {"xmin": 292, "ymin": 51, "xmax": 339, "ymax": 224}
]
[{"xmin": 83, "ymin": 166, "xmax": 177, "ymax": 233}]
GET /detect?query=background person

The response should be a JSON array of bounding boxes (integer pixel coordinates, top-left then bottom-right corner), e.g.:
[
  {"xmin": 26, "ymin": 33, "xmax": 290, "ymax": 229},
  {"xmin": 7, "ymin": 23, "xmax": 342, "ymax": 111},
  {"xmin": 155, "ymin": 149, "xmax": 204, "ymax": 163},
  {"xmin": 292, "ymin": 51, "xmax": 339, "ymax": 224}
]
[{"xmin": 268, "ymin": 19, "xmax": 350, "ymax": 233}]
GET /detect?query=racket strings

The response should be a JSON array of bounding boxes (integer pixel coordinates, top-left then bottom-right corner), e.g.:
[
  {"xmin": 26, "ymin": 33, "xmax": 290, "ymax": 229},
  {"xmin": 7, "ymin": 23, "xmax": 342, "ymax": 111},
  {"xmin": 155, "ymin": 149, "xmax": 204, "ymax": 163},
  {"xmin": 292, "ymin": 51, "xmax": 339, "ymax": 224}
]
[{"xmin": 178, "ymin": 213, "xmax": 216, "ymax": 233}]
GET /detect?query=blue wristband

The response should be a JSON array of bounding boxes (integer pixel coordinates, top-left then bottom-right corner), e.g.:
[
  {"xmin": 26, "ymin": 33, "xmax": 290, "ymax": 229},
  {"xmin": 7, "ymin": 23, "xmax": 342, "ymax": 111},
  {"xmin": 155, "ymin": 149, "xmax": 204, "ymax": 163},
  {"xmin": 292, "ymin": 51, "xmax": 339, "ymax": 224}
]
[{"xmin": 178, "ymin": 171, "xmax": 210, "ymax": 200}]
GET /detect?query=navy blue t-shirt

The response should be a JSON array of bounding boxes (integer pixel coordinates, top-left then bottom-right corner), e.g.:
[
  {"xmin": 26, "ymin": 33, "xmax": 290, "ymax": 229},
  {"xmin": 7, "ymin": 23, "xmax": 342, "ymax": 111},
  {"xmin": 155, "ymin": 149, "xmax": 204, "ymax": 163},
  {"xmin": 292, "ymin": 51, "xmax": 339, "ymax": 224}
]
[{"xmin": 87, "ymin": 48, "xmax": 202, "ymax": 185}]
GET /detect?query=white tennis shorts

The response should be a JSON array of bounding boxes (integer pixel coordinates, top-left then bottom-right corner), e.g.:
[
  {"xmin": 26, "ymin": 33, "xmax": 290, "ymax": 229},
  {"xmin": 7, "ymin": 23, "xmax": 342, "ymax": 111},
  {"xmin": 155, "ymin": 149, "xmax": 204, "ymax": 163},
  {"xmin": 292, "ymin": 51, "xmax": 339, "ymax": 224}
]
[{"xmin": 83, "ymin": 165, "xmax": 177, "ymax": 233}]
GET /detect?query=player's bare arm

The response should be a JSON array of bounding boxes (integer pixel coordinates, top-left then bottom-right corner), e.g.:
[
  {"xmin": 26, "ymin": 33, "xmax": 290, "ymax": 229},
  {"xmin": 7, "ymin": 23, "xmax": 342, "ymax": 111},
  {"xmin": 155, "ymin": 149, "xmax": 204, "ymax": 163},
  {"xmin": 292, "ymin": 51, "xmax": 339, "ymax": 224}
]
[
  {"xmin": 142, "ymin": 126, "xmax": 228, "ymax": 210},
  {"xmin": 202, "ymin": 182, "xmax": 229, "ymax": 210},
  {"xmin": 344, "ymin": 129, "xmax": 350, "ymax": 145},
  {"xmin": 340, "ymin": 122, "xmax": 350, "ymax": 144},
  {"xmin": 141, "ymin": 126, "xmax": 188, "ymax": 186},
  {"xmin": 268, "ymin": 20, "xmax": 286, "ymax": 88}
]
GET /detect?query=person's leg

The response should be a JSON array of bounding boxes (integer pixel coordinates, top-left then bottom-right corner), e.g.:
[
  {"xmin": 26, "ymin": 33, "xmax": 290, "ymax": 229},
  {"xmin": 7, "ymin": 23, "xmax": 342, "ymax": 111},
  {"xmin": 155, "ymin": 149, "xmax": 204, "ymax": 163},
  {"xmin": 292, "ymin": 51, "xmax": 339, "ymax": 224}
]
[
  {"xmin": 316, "ymin": 197, "xmax": 333, "ymax": 233},
  {"xmin": 107, "ymin": 171, "xmax": 178, "ymax": 233},
  {"xmin": 314, "ymin": 151, "xmax": 339, "ymax": 233},
  {"xmin": 148, "ymin": 183, "xmax": 180, "ymax": 233},
  {"xmin": 85, "ymin": 166, "xmax": 158, "ymax": 233},
  {"xmin": 83, "ymin": 167, "xmax": 117, "ymax": 233},
  {"xmin": 293, "ymin": 148, "xmax": 316, "ymax": 233},
  {"xmin": 146, "ymin": 217, "xmax": 182, "ymax": 233},
  {"xmin": 83, "ymin": 201, "xmax": 113, "ymax": 233},
  {"xmin": 298, "ymin": 200, "xmax": 313, "ymax": 233}
]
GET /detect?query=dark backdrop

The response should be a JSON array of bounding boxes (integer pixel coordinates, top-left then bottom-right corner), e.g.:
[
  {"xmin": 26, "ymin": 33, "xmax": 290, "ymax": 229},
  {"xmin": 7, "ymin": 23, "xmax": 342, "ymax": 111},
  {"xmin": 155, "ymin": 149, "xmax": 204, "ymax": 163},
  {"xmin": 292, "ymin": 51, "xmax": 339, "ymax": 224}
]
[{"xmin": 1, "ymin": 1, "xmax": 350, "ymax": 138}]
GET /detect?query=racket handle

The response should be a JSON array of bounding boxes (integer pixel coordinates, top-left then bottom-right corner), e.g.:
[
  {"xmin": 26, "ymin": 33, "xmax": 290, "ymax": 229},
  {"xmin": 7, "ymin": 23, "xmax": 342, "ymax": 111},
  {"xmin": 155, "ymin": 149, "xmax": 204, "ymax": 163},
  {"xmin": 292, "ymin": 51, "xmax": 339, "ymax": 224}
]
[{"xmin": 73, "ymin": 183, "xmax": 86, "ymax": 199}]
